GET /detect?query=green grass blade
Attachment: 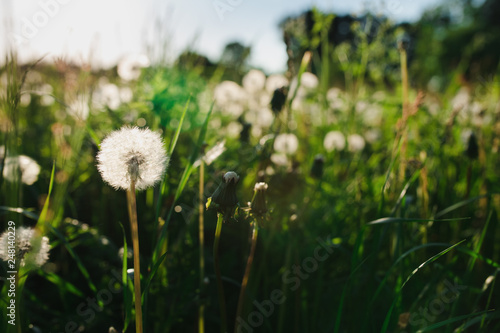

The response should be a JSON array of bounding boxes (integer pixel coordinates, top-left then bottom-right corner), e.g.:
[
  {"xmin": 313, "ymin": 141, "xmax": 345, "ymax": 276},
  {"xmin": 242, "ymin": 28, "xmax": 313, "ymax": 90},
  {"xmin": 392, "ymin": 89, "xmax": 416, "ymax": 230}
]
[
  {"xmin": 467, "ymin": 210, "xmax": 492, "ymax": 272},
  {"xmin": 119, "ymin": 223, "xmax": 132, "ymax": 332},
  {"xmin": 417, "ymin": 310, "xmax": 493, "ymax": 332},
  {"xmin": 434, "ymin": 194, "xmax": 491, "ymax": 218},
  {"xmin": 49, "ymin": 225, "xmax": 100, "ymax": 303},
  {"xmin": 142, "ymin": 252, "xmax": 168, "ymax": 304},
  {"xmin": 152, "ymin": 101, "xmax": 213, "ymax": 264},
  {"xmin": 168, "ymin": 96, "xmax": 191, "ymax": 156},
  {"xmin": 367, "ymin": 217, "xmax": 470, "ymax": 225},
  {"xmin": 38, "ymin": 271, "xmax": 85, "ymax": 297},
  {"xmin": 38, "ymin": 162, "xmax": 55, "ymax": 232},
  {"xmin": 380, "ymin": 240, "xmax": 466, "ymax": 332},
  {"xmin": 401, "ymin": 239, "xmax": 466, "ymax": 289}
]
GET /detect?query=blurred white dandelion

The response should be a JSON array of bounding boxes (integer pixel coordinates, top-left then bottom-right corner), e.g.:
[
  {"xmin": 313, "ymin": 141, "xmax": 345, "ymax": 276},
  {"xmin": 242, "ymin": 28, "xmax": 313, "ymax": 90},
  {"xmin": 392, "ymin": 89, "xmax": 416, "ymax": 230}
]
[
  {"xmin": 243, "ymin": 69, "xmax": 266, "ymax": 94},
  {"xmin": 274, "ymin": 133, "xmax": 299, "ymax": 154},
  {"xmin": 265, "ymin": 74, "xmax": 289, "ymax": 93},
  {"xmin": 0, "ymin": 227, "xmax": 50, "ymax": 269},
  {"xmin": 214, "ymin": 81, "xmax": 247, "ymax": 117},
  {"xmin": 117, "ymin": 54, "xmax": 150, "ymax": 81},
  {"xmin": 97, "ymin": 127, "xmax": 168, "ymax": 191},
  {"xmin": 324, "ymin": 131, "xmax": 346, "ymax": 152},
  {"xmin": 1, "ymin": 149, "xmax": 41, "ymax": 185},
  {"xmin": 347, "ymin": 134, "xmax": 366, "ymax": 152},
  {"xmin": 68, "ymin": 94, "xmax": 90, "ymax": 120}
]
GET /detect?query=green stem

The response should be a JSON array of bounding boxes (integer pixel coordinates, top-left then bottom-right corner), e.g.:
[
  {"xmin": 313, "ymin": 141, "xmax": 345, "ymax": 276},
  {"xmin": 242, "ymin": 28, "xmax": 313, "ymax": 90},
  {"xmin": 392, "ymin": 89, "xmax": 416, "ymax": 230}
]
[
  {"xmin": 214, "ymin": 213, "xmax": 227, "ymax": 333},
  {"xmin": 199, "ymin": 161, "xmax": 205, "ymax": 333},
  {"xmin": 234, "ymin": 220, "xmax": 259, "ymax": 333},
  {"xmin": 127, "ymin": 181, "xmax": 143, "ymax": 333}
]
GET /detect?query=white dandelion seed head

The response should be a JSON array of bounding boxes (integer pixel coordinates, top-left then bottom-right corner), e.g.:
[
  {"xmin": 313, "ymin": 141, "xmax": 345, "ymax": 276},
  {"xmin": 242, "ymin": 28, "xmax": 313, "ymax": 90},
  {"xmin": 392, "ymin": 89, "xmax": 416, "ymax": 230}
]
[
  {"xmin": 270, "ymin": 153, "xmax": 289, "ymax": 166},
  {"xmin": 118, "ymin": 246, "xmax": 133, "ymax": 260},
  {"xmin": 93, "ymin": 82, "xmax": 122, "ymax": 110},
  {"xmin": 347, "ymin": 134, "xmax": 366, "ymax": 152},
  {"xmin": 254, "ymin": 182, "xmax": 268, "ymax": 191},
  {"xmin": 300, "ymin": 72, "xmax": 319, "ymax": 90},
  {"xmin": 265, "ymin": 74, "xmax": 289, "ymax": 94},
  {"xmin": 223, "ymin": 171, "xmax": 240, "ymax": 183},
  {"xmin": 0, "ymin": 227, "xmax": 50, "ymax": 269},
  {"xmin": 365, "ymin": 128, "xmax": 382, "ymax": 144},
  {"xmin": 451, "ymin": 87, "xmax": 470, "ymax": 110},
  {"xmin": 68, "ymin": 94, "xmax": 90, "ymax": 120},
  {"xmin": 214, "ymin": 81, "xmax": 247, "ymax": 116},
  {"xmin": 2, "ymin": 154, "xmax": 41, "ymax": 185},
  {"xmin": 117, "ymin": 54, "xmax": 150, "ymax": 81},
  {"xmin": 243, "ymin": 69, "xmax": 266, "ymax": 94},
  {"xmin": 97, "ymin": 126, "xmax": 168, "ymax": 191},
  {"xmin": 324, "ymin": 131, "xmax": 346, "ymax": 152},
  {"xmin": 274, "ymin": 133, "xmax": 299, "ymax": 154}
]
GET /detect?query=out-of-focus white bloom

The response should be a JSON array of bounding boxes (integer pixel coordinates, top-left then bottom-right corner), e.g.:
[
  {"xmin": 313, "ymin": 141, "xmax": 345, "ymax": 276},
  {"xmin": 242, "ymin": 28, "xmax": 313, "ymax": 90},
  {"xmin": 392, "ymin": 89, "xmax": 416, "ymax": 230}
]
[
  {"xmin": 274, "ymin": 133, "xmax": 299, "ymax": 154},
  {"xmin": 68, "ymin": 94, "xmax": 90, "ymax": 120},
  {"xmin": 38, "ymin": 84, "xmax": 55, "ymax": 106},
  {"xmin": 120, "ymin": 87, "xmax": 134, "ymax": 103},
  {"xmin": 347, "ymin": 134, "xmax": 365, "ymax": 152},
  {"xmin": 365, "ymin": 128, "xmax": 382, "ymax": 144},
  {"xmin": 1, "ymin": 152, "xmax": 41, "ymax": 185},
  {"xmin": 243, "ymin": 69, "xmax": 266, "ymax": 93},
  {"xmin": 118, "ymin": 246, "xmax": 133, "ymax": 260},
  {"xmin": 0, "ymin": 227, "xmax": 50, "ymax": 269},
  {"xmin": 324, "ymin": 131, "xmax": 346, "ymax": 152},
  {"xmin": 245, "ymin": 107, "xmax": 274, "ymax": 128},
  {"xmin": 214, "ymin": 81, "xmax": 247, "ymax": 117},
  {"xmin": 97, "ymin": 127, "xmax": 168, "ymax": 191},
  {"xmin": 20, "ymin": 93, "xmax": 31, "ymax": 106},
  {"xmin": 270, "ymin": 153, "xmax": 289, "ymax": 166},
  {"xmin": 326, "ymin": 88, "xmax": 342, "ymax": 102},
  {"xmin": 326, "ymin": 88, "xmax": 346, "ymax": 110},
  {"xmin": 117, "ymin": 54, "xmax": 150, "ymax": 81},
  {"xmin": 300, "ymin": 72, "xmax": 319, "ymax": 90},
  {"xmin": 265, "ymin": 74, "xmax": 288, "ymax": 94},
  {"xmin": 254, "ymin": 182, "xmax": 268, "ymax": 191},
  {"xmin": 93, "ymin": 82, "xmax": 121, "ymax": 110},
  {"xmin": 226, "ymin": 121, "xmax": 242, "ymax": 138},
  {"xmin": 355, "ymin": 101, "xmax": 369, "ymax": 113},
  {"xmin": 451, "ymin": 87, "xmax": 470, "ymax": 110},
  {"xmin": 363, "ymin": 106, "xmax": 383, "ymax": 126},
  {"xmin": 289, "ymin": 72, "xmax": 318, "ymax": 100}
]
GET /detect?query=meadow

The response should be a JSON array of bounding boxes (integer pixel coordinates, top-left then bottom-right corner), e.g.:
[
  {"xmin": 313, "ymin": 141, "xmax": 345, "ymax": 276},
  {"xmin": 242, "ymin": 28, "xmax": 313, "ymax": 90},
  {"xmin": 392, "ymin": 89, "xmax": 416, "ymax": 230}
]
[{"xmin": 1, "ymin": 4, "xmax": 500, "ymax": 333}]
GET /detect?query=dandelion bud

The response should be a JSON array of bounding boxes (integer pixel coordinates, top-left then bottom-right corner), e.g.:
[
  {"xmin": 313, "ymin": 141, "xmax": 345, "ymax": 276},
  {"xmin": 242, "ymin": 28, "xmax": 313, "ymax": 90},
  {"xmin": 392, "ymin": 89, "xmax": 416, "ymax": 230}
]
[
  {"xmin": 270, "ymin": 86, "xmax": 288, "ymax": 114},
  {"xmin": 96, "ymin": 126, "xmax": 168, "ymax": 191},
  {"xmin": 209, "ymin": 171, "xmax": 240, "ymax": 220},
  {"xmin": 0, "ymin": 227, "xmax": 50, "ymax": 270},
  {"xmin": 465, "ymin": 132, "xmax": 479, "ymax": 160},
  {"xmin": 310, "ymin": 154, "xmax": 325, "ymax": 179},
  {"xmin": 251, "ymin": 182, "xmax": 268, "ymax": 217}
]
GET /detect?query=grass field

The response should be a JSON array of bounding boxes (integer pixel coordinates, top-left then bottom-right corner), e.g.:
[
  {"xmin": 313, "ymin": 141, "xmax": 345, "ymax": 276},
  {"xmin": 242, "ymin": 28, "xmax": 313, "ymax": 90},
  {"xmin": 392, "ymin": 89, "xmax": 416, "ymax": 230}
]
[{"xmin": 1, "ymin": 5, "xmax": 500, "ymax": 333}]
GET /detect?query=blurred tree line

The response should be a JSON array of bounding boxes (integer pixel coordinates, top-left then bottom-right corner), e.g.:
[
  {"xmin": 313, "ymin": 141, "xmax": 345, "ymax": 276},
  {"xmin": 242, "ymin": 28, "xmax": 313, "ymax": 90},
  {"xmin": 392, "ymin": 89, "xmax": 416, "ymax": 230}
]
[{"xmin": 177, "ymin": 0, "xmax": 500, "ymax": 91}]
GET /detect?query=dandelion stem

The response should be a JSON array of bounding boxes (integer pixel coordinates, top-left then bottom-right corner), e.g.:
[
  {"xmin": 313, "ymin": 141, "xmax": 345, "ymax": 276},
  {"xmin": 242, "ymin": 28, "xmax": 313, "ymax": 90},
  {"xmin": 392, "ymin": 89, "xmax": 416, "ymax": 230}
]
[
  {"xmin": 213, "ymin": 213, "xmax": 227, "ymax": 333},
  {"xmin": 127, "ymin": 180, "xmax": 143, "ymax": 333},
  {"xmin": 198, "ymin": 160, "xmax": 205, "ymax": 333},
  {"xmin": 235, "ymin": 220, "xmax": 259, "ymax": 333}
]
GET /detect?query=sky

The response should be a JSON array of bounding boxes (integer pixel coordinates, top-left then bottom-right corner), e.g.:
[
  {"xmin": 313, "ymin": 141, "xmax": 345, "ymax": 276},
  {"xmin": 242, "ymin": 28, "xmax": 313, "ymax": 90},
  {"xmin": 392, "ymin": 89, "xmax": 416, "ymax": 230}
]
[{"xmin": 0, "ymin": 0, "xmax": 443, "ymax": 73}]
